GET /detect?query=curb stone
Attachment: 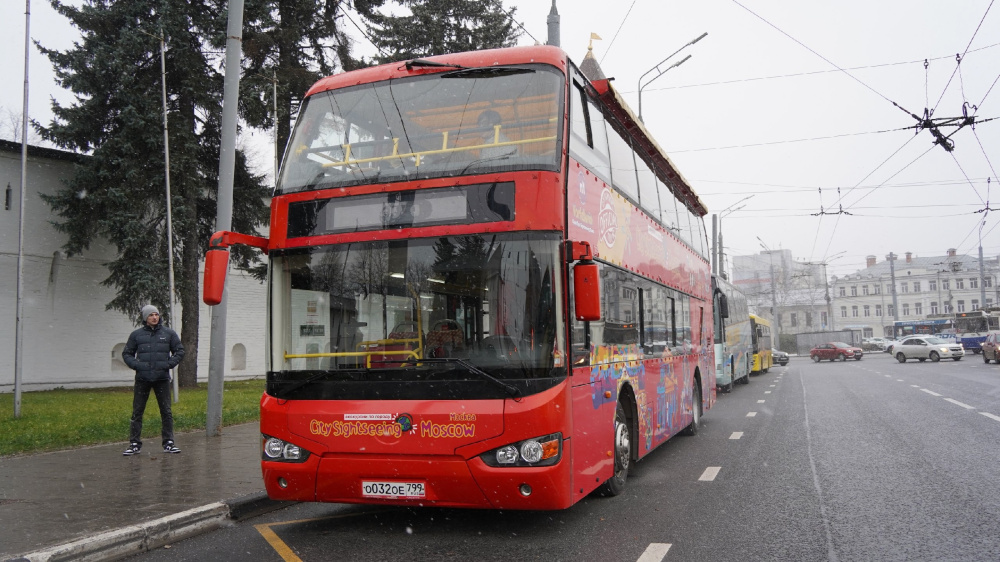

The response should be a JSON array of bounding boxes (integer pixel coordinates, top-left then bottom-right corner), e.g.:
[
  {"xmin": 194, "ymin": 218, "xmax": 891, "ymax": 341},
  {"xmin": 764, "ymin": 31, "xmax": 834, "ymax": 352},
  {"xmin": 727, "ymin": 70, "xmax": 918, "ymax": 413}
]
[{"xmin": 8, "ymin": 493, "xmax": 289, "ymax": 562}]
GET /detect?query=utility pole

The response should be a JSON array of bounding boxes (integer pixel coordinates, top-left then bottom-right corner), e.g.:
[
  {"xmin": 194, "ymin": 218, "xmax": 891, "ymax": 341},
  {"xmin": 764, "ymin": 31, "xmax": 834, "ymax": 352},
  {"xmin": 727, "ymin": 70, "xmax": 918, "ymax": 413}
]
[
  {"xmin": 887, "ymin": 252, "xmax": 899, "ymax": 322},
  {"xmin": 207, "ymin": 0, "xmax": 246, "ymax": 437},
  {"xmin": 979, "ymin": 246, "xmax": 987, "ymax": 308},
  {"xmin": 711, "ymin": 214, "xmax": 718, "ymax": 277}
]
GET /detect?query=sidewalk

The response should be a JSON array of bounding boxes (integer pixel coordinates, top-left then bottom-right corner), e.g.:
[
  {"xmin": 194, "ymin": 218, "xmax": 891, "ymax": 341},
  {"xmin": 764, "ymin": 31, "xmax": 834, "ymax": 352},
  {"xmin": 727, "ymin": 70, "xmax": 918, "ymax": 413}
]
[{"xmin": 0, "ymin": 422, "xmax": 288, "ymax": 561}]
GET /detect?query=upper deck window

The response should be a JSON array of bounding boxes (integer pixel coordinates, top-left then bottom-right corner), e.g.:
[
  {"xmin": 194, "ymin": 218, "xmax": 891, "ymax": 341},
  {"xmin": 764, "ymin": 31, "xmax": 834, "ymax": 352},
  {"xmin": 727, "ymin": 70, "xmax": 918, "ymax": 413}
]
[{"xmin": 277, "ymin": 65, "xmax": 565, "ymax": 194}]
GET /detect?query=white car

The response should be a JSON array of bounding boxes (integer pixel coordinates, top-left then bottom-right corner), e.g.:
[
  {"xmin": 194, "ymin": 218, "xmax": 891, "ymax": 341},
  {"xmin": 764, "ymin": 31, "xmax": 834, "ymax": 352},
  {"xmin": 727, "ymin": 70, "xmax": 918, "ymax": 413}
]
[{"xmin": 894, "ymin": 336, "xmax": 965, "ymax": 363}]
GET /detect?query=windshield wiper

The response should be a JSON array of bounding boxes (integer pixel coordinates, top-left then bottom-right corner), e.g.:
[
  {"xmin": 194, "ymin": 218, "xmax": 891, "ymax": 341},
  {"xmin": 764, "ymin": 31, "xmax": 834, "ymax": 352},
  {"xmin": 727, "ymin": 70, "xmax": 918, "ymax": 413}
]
[
  {"xmin": 442, "ymin": 67, "xmax": 536, "ymax": 78},
  {"xmin": 405, "ymin": 59, "xmax": 468, "ymax": 70},
  {"xmin": 273, "ymin": 370, "xmax": 365, "ymax": 398},
  {"xmin": 402, "ymin": 358, "xmax": 521, "ymax": 400}
]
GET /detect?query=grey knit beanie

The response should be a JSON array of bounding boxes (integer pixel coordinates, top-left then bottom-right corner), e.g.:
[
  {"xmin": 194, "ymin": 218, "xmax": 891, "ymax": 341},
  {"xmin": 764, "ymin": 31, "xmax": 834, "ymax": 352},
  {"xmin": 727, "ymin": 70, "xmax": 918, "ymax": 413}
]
[{"xmin": 141, "ymin": 305, "xmax": 160, "ymax": 323}]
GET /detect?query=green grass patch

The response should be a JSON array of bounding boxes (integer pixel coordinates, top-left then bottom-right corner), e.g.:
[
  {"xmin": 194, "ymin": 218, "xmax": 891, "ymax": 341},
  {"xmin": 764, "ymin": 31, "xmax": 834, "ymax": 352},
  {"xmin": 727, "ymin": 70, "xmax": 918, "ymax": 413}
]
[{"xmin": 0, "ymin": 379, "xmax": 264, "ymax": 457}]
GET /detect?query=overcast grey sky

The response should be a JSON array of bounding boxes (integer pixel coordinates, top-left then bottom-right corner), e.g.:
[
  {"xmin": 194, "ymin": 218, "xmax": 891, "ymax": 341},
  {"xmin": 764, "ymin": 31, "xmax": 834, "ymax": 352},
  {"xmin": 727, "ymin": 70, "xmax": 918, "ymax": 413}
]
[{"xmin": 2, "ymin": 1, "xmax": 998, "ymax": 278}]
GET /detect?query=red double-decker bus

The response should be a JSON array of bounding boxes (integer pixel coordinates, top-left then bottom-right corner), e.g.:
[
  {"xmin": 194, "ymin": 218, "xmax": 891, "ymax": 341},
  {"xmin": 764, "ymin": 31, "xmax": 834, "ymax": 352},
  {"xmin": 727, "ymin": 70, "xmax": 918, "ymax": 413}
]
[{"xmin": 204, "ymin": 45, "xmax": 714, "ymax": 510}]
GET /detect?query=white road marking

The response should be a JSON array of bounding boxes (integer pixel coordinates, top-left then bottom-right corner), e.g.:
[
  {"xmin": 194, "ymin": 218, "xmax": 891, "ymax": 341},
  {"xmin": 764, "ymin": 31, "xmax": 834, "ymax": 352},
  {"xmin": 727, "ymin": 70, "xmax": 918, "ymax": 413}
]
[
  {"xmin": 910, "ymin": 385, "xmax": 921, "ymax": 388},
  {"xmin": 885, "ymin": 375, "xmax": 892, "ymax": 378},
  {"xmin": 747, "ymin": 412, "xmax": 757, "ymax": 417},
  {"xmin": 730, "ymin": 432, "xmax": 744, "ymax": 440},
  {"xmin": 896, "ymin": 379, "xmax": 904, "ymax": 382},
  {"xmin": 980, "ymin": 412, "xmax": 1000, "ymax": 423},
  {"xmin": 699, "ymin": 467, "xmax": 721, "ymax": 481},
  {"xmin": 765, "ymin": 391, "xmax": 772, "ymax": 394},
  {"xmin": 921, "ymin": 389, "xmax": 943, "ymax": 397},
  {"xmin": 944, "ymin": 398, "xmax": 975, "ymax": 410},
  {"xmin": 757, "ymin": 400, "xmax": 765, "ymax": 403},
  {"xmin": 769, "ymin": 385, "xmax": 776, "ymax": 387},
  {"xmin": 637, "ymin": 543, "xmax": 672, "ymax": 562}
]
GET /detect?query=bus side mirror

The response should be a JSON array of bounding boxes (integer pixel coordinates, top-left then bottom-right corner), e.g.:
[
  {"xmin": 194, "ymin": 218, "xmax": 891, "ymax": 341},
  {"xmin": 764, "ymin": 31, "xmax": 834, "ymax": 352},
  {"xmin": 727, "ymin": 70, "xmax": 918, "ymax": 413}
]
[
  {"xmin": 573, "ymin": 262, "xmax": 601, "ymax": 322},
  {"xmin": 718, "ymin": 293, "xmax": 730, "ymax": 319},
  {"xmin": 203, "ymin": 248, "xmax": 230, "ymax": 306}
]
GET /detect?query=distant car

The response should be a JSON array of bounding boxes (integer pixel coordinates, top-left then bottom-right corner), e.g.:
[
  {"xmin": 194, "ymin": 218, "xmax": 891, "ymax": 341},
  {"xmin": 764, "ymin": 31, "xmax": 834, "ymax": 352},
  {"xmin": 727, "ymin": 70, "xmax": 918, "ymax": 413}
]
[
  {"xmin": 810, "ymin": 342, "xmax": 863, "ymax": 362},
  {"xmin": 981, "ymin": 331, "xmax": 1000, "ymax": 364},
  {"xmin": 862, "ymin": 337, "xmax": 887, "ymax": 351},
  {"xmin": 883, "ymin": 339, "xmax": 902, "ymax": 354},
  {"xmin": 893, "ymin": 336, "xmax": 965, "ymax": 363},
  {"xmin": 772, "ymin": 348, "xmax": 789, "ymax": 366}
]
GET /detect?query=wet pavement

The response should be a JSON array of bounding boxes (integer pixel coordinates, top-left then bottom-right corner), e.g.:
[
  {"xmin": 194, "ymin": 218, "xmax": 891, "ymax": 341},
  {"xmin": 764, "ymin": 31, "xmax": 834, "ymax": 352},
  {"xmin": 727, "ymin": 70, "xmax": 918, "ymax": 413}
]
[{"xmin": 0, "ymin": 422, "xmax": 281, "ymax": 560}]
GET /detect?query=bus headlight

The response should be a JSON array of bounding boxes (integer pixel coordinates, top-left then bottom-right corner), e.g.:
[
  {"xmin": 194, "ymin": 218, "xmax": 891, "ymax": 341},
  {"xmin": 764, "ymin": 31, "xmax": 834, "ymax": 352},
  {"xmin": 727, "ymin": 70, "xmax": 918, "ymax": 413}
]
[
  {"xmin": 481, "ymin": 433, "xmax": 562, "ymax": 467},
  {"xmin": 262, "ymin": 434, "xmax": 312, "ymax": 463}
]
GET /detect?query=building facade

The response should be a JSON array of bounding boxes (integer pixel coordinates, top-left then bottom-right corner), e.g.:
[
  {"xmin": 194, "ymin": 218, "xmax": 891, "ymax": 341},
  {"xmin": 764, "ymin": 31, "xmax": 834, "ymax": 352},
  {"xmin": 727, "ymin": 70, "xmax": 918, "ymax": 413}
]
[
  {"xmin": 730, "ymin": 249, "xmax": 832, "ymax": 348},
  {"xmin": 828, "ymin": 250, "xmax": 1000, "ymax": 338},
  {"xmin": 1, "ymin": 140, "xmax": 266, "ymax": 391}
]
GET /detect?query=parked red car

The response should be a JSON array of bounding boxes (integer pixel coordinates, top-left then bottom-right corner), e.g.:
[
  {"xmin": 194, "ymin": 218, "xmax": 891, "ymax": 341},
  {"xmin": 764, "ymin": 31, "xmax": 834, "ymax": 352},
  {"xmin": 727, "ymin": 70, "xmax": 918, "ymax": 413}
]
[{"xmin": 810, "ymin": 342, "xmax": 864, "ymax": 362}]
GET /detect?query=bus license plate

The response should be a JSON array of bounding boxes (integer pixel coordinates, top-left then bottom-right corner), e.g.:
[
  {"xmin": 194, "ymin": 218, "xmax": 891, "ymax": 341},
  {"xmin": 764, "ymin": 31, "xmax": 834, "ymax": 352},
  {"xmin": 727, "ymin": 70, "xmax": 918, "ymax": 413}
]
[{"xmin": 361, "ymin": 481, "xmax": 426, "ymax": 498}]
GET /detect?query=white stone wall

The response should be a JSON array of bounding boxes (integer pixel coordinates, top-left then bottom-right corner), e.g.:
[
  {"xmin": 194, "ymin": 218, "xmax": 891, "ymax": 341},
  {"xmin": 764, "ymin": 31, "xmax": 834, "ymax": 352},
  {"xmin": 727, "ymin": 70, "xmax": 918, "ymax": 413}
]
[{"xmin": 1, "ymin": 144, "xmax": 267, "ymax": 392}]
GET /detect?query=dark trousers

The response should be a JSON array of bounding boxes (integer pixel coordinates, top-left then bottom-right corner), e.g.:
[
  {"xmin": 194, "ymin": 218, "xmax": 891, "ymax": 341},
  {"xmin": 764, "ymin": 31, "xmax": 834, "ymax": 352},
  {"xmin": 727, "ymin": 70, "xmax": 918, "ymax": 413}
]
[{"xmin": 129, "ymin": 379, "xmax": 174, "ymax": 447}]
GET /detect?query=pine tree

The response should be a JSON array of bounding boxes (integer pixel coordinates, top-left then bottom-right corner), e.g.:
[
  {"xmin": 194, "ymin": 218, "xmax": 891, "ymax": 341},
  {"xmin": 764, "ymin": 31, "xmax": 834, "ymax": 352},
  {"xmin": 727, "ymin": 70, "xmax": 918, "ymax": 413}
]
[
  {"xmin": 356, "ymin": 0, "xmax": 521, "ymax": 65},
  {"xmin": 37, "ymin": 0, "xmax": 270, "ymax": 387},
  {"xmin": 240, "ymin": 0, "xmax": 361, "ymax": 162}
]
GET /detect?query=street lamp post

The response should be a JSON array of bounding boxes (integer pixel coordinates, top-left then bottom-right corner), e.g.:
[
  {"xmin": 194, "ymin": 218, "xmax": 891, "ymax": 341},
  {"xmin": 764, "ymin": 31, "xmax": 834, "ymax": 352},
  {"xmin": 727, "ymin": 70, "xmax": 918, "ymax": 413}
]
[
  {"xmin": 713, "ymin": 194, "xmax": 754, "ymax": 278},
  {"xmin": 758, "ymin": 237, "xmax": 781, "ymax": 348},
  {"xmin": 637, "ymin": 32, "xmax": 707, "ymax": 122},
  {"xmin": 140, "ymin": 28, "xmax": 179, "ymax": 403}
]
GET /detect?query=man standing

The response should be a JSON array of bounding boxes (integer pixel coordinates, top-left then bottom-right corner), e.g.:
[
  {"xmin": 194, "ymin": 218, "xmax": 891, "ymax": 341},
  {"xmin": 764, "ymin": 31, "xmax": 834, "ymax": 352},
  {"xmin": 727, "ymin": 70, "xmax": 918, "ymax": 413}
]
[{"xmin": 121, "ymin": 305, "xmax": 184, "ymax": 456}]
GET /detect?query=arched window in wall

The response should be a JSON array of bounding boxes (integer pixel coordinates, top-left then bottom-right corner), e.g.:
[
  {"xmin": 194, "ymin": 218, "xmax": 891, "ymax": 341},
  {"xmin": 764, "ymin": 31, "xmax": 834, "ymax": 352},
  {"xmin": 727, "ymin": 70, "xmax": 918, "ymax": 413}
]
[
  {"xmin": 231, "ymin": 343, "xmax": 247, "ymax": 371},
  {"xmin": 112, "ymin": 343, "xmax": 130, "ymax": 373}
]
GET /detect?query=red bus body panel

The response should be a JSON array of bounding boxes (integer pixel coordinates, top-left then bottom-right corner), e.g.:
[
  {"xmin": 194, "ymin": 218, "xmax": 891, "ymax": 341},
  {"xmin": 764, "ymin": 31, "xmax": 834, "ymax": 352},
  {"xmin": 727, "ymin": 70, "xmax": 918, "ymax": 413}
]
[{"xmin": 261, "ymin": 380, "xmax": 579, "ymax": 510}]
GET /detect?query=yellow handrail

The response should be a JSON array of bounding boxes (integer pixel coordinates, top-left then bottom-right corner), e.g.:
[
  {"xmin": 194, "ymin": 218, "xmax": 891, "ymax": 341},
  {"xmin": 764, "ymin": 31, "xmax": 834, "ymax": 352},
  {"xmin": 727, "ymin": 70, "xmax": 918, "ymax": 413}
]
[{"xmin": 316, "ymin": 135, "xmax": 556, "ymax": 169}]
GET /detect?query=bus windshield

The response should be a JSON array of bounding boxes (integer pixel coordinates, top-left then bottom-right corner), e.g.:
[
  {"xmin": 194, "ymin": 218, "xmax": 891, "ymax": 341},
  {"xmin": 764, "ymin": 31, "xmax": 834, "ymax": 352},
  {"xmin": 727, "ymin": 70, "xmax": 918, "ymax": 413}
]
[
  {"xmin": 277, "ymin": 65, "xmax": 564, "ymax": 194},
  {"xmin": 270, "ymin": 232, "xmax": 562, "ymax": 398}
]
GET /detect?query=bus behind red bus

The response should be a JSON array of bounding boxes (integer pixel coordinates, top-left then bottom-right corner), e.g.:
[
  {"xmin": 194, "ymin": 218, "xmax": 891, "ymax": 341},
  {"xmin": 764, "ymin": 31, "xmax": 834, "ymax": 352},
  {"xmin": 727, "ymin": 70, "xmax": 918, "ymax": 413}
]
[{"xmin": 204, "ymin": 45, "xmax": 715, "ymax": 510}]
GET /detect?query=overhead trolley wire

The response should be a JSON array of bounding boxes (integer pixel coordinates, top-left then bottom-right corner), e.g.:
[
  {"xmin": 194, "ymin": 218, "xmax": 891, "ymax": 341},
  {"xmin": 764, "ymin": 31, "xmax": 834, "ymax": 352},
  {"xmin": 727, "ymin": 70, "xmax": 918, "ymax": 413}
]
[
  {"xmin": 730, "ymin": 0, "xmax": 919, "ymax": 122},
  {"xmin": 931, "ymin": 0, "xmax": 995, "ymax": 116},
  {"xmin": 633, "ymin": 42, "xmax": 1000, "ymax": 94},
  {"xmin": 599, "ymin": 0, "xmax": 638, "ymax": 64}
]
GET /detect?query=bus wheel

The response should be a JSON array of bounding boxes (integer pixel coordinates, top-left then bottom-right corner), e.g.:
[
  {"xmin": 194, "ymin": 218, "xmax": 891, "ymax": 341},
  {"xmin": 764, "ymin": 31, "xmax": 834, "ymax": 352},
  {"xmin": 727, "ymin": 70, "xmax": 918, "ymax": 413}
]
[
  {"xmin": 682, "ymin": 382, "xmax": 702, "ymax": 436},
  {"xmin": 597, "ymin": 401, "xmax": 630, "ymax": 496},
  {"xmin": 721, "ymin": 379, "xmax": 733, "ymax": 393}
]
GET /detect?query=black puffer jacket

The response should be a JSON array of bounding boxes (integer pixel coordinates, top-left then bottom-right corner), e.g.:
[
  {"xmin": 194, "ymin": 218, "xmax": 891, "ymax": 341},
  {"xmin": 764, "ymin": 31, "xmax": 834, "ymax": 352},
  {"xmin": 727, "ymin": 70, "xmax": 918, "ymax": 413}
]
[{"xmin": 122, "ymin": 324, "xmax": 184, "ymax": 382}]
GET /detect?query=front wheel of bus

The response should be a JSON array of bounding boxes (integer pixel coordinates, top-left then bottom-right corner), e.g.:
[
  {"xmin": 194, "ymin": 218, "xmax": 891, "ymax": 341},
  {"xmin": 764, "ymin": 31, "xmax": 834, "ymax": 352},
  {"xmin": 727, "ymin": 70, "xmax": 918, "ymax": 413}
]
[
  {"xmin": 682, "ymin": 382, "xmax": 702, "ymax": 436},
  {"xmin": 597, "ymin": 402, "xmax": 630, "ymax": 496}
]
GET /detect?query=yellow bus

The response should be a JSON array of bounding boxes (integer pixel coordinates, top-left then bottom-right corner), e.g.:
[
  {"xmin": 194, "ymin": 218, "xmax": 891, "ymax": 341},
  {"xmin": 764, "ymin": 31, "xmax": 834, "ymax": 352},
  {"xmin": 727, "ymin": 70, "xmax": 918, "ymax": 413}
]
[{"xmin": 749, "ymin": 314, "xmax": 773, "ymax": 375}]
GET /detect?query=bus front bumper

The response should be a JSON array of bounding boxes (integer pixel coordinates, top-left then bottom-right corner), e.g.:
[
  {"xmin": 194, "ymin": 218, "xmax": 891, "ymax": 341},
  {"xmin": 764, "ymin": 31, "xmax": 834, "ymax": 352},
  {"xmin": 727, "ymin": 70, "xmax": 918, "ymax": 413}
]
[{"xmin": 262, "ymin": 444, "xmax": 575, "ymax": 510}]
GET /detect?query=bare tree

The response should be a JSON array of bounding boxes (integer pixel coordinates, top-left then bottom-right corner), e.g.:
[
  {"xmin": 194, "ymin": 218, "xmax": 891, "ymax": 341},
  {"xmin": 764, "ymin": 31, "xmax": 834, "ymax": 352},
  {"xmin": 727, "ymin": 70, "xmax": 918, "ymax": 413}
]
[{"xmin": 0, "ymin": 107, "xmax": 44, "ymax": 145}]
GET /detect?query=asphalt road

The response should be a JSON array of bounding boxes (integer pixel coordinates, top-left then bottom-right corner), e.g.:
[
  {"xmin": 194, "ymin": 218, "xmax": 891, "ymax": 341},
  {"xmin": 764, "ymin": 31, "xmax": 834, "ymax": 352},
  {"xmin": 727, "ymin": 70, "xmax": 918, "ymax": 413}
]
[{"xmin": 133, "ymin": 353, "xmax": 1000, "ymax": 561}]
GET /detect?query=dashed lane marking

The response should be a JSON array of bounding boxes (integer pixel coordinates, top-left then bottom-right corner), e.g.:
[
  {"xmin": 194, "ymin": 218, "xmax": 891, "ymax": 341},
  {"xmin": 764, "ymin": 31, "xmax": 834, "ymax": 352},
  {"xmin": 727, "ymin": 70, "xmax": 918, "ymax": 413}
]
[
  {"xmin": 637, "ymin": 543, "xmax": 672, "ymax": 562},
  {"xmin": 921, "ymin": 389, "xmax": 943, "ymax": 397},
  {"xmin": 911, "ymin": 385, "xmax": 921, "ymax": 388},
  {"xmin": 765, "ymin": 391, "xmax": 772, "ymax": 394},
  {"xmin": 980, "ymin": 412, "xmax": 1000, "ymax": 423},
  {"xmin": 897, "ymin": 379, "xmax": 904, "ymax": 382},
  {"xmin": 699, "ymin": 467, "xmax": 722, "ymax": 481},
  {"xmin": 747, "ymin": 412, "xmax": 758, "ymax": 417},
  {"xmin": 730, "ymin": 432, "xmax": 744, "ymax": 439},
  {"xmin": 944, "ymin": 398, "xmax": 976, "ymax": 410},
  {"xmin": 757, "ymin": 400, "xmax": 765, "ymax": 403}
]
